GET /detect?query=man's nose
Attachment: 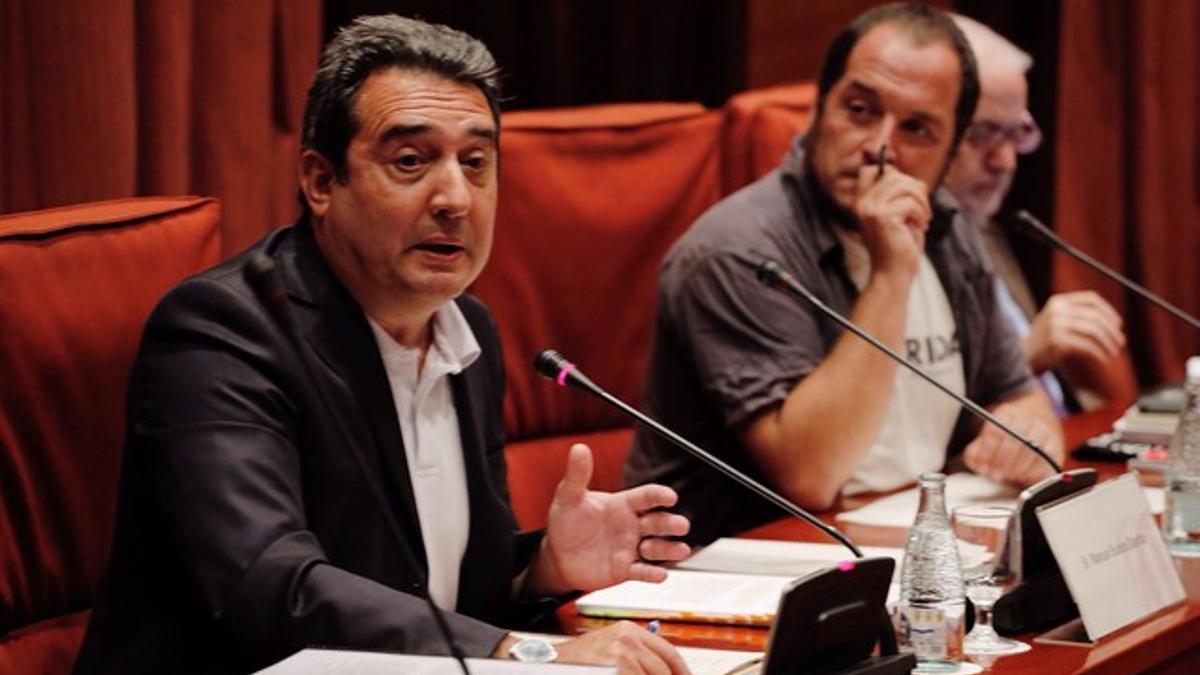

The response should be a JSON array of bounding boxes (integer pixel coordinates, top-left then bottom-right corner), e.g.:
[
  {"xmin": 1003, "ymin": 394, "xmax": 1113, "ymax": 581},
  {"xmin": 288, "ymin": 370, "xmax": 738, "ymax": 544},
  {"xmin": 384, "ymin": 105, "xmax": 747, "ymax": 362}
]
[
  {"xmin": 986, "ymin": 139, "xmax": 1019, "ymax": 174},
  {"xmin": 429, "ymin": 161, "xmax": 472, "ymax": 219},
  {"xmin": 862, "ymin": 117, "xmax": 898, "ymax": 163}
]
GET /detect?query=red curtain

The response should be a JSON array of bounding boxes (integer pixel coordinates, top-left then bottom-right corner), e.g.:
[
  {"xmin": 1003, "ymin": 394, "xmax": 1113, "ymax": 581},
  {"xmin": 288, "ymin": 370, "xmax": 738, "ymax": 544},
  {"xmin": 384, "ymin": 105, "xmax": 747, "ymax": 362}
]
[
  {"xmin": 1056, "ymin": 0, "xmax": 1200, "ymax": 383},
  {"xmin": 0, "ymin": 0, "xmax": 321, "ymax": 255}
]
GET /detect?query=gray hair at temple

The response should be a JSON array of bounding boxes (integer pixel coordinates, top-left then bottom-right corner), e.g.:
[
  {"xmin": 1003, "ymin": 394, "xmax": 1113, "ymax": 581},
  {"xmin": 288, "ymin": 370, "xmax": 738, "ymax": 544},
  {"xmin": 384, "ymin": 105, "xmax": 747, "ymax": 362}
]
[
  {"xmin": 950, "ymin": 13, "xmax": 1033, "ymax": 75},
  {"xmin": 301, "ymin": 14, "xmax": 502, "ymax": 182}
]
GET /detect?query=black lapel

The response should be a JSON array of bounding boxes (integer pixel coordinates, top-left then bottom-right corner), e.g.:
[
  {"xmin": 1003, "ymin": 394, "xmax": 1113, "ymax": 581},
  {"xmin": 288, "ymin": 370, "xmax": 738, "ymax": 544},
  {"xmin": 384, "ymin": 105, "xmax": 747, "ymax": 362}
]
[
  {"xmin": 277, "ymin": 225, "xmax": 428, "ymax": 573},
  {"xmin": 451, "ymin": 300, "xmax": 517, "ymax": 616},
  {"xmin": 451, "ymin": 350, "xmax": 502, "ymax": 614}
]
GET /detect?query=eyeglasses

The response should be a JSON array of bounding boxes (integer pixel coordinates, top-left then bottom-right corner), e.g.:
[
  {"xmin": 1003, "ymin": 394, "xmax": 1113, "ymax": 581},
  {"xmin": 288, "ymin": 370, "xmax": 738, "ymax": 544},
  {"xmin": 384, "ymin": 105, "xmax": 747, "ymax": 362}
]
[{"xmin": 963, "ymin": 111, "xmax": 1042, "ymax": 155}]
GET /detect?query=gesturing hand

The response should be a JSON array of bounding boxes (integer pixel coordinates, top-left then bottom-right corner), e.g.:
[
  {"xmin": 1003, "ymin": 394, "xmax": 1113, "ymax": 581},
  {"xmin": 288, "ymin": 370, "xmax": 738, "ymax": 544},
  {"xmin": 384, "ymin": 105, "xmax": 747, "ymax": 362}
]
[
  {"xmin": 528, "ymin": 443, "xmax": 691, "ymax": 596},
  {"xmin": 1025, "ymin": 291, "xmax": 1125, "ymax": 373}
]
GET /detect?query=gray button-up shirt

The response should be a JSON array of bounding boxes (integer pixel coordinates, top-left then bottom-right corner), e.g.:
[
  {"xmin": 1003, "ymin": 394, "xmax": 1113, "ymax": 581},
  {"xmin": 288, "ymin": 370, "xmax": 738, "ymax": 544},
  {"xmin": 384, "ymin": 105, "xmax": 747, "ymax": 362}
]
[{"xmin": 624, "ymin": 136, "xmax": 1035, "ymax": 545}]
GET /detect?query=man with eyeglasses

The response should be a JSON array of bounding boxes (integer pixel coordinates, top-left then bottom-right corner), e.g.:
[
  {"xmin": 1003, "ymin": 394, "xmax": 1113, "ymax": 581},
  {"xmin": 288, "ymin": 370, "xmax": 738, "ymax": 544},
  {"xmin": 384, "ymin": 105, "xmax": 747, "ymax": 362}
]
[{"xmin": 945, "ymin": 15, "xmax": 1126, "ymax": 414}]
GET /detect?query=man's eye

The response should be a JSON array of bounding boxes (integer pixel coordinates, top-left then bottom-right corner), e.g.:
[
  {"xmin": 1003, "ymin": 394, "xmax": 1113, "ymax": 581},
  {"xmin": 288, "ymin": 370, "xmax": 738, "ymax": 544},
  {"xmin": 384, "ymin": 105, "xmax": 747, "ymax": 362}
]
[
  {"xmin": 462, "ymin": 152, "xmax": 490, "ymax": 172},
  {"xmin": 900, "ymin": 119, "xmax": 933, "ymax": 139},
  {"xmin": 394, "ymin": 153, "xmax": 424, "ymax": 170},
  {"xmin": 846, "ymin": 99, "xmax": 875, "ymax": 122}
]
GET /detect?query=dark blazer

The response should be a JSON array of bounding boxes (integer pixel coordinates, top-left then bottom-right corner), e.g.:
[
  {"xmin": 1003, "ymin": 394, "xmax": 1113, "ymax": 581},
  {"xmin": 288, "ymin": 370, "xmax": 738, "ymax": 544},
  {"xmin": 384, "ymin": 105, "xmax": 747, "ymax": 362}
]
[{"xmin": 74, "ymin": 224, "xmax": 541, "ymax": 674}]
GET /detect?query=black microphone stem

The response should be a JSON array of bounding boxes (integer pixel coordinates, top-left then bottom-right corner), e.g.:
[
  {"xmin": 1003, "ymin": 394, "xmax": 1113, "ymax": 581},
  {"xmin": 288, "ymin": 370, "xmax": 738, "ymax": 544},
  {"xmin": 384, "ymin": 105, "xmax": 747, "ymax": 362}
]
[
  {"xmin": 758, "ymin": 260, "xmax": 1063, "ymax": 475},
  {"xmin": 1015, "ymin": 210, "xmax": 1200, "ymax": 331},
  {"xmin": 534, "ymin": 350, "xmax": 908, "ymax": 657},
  {"xmin": 535, "ymin": 351, "xmax": 863, "ymax": 558}
]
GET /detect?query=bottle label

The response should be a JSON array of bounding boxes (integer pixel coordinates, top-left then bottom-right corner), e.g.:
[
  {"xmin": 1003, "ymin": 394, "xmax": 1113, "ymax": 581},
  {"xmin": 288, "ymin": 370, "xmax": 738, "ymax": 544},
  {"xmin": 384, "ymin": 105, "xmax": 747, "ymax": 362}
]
[{"xmin": 897, "ymin": 605, "xmax": 948, "ymax": 660}]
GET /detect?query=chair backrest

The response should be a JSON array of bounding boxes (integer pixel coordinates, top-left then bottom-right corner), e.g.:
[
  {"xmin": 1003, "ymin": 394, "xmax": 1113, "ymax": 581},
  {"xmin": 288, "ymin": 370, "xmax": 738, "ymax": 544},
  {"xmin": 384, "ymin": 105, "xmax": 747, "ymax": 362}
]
[
  {"xmin": 474, "ymin": 103, "xmax": 725, "ymax": 444},
  {"xmin": 721, "ymin": 81, "xmax": 817, "ymax": 194},
  {"xmin": 0, "ymin": 197, "xmax": 220, "ymax": 666}
]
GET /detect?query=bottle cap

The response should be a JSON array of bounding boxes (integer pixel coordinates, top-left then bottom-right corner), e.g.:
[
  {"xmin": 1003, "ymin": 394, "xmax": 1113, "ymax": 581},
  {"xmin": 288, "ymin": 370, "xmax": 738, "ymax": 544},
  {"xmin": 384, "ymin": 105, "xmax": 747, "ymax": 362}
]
[{"xmin": 1188, "ymin": 356, "xmax": 1200, "ymax": 381}]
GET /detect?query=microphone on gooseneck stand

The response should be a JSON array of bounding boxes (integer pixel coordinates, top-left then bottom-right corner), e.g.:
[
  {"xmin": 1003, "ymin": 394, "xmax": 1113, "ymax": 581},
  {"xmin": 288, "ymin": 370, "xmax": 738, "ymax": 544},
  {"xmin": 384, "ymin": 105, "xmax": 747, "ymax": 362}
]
[
  {"xmin": 756, "ymin": 258, "xmax": 1099, "ymax": 635},
  {"xmin": 755, "ymin": 259, "xmax": 1064, "ymax": 475},
  {"xmin": 534, "ymin": 350, "xmax": 912, "ymax": 674},
  {"xmin": 244, "ymin": 253, "xmax": 470, "ymax": 674},
  {"xmin": 1011, "ymin": 210, "xmax": 1200, "ymax": 331}
]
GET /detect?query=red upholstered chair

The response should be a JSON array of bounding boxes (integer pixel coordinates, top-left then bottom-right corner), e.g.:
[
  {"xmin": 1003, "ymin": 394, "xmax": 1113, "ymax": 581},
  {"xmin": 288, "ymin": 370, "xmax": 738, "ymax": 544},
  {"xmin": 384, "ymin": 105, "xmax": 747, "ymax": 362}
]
[
  {"xmin": 721, "ymin": 81, "xmax": 817, "ymax": 194},
  {"xmin": 474, "ymin": 103, "xmax": 724, "ymax": 530},
  {"xmin": 0, "ymin": 197, "xmax": 221, "ymax": 674}
]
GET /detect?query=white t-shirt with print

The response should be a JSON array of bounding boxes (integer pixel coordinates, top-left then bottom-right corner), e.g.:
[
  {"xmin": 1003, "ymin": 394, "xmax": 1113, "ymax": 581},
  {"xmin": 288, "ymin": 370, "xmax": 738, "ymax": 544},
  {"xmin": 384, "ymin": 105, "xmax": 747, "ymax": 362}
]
[{"xmin": 834, "ymin": 229, "xmax": 965, "ymax": 495}]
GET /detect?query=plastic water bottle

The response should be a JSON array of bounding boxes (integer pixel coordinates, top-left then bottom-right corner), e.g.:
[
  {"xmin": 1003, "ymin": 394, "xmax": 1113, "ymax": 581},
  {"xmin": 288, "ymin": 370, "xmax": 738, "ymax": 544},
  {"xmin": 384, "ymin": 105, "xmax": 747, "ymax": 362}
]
[
  {"xmin": 1163, "ymin": 356, "xmax": 1200, "ymax": 556},
  {"xmin": 895, "ymin": 472, "xmax": 965, "ymax": 670}
]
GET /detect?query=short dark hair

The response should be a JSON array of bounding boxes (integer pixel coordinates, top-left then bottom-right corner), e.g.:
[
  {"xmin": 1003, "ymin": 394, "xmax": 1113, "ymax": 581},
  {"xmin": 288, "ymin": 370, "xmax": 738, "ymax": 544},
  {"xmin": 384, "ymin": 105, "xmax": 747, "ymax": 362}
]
[
  {"xmin": 814, "ymin": 2, "xmax": 979, "ymax": 149},
  {"xmin": 301, "ymin": 14, "xmax": 501, "ymax": 181}
]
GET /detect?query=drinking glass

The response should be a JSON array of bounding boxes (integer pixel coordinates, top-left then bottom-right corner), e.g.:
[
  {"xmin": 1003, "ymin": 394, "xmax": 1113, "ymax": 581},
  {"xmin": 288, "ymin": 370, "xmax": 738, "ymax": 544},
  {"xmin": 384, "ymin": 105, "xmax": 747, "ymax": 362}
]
[{"xmin": 951, "ymin": 504, "xmax": 1030, "ymax": 656}]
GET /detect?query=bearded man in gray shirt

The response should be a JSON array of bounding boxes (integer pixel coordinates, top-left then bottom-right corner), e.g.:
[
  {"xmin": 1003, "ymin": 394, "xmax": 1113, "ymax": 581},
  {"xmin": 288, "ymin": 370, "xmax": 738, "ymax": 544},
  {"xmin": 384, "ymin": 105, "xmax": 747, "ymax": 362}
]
[{"xmin": 624, "ymin": 3, "xmax": 1064, "ymax": 545}]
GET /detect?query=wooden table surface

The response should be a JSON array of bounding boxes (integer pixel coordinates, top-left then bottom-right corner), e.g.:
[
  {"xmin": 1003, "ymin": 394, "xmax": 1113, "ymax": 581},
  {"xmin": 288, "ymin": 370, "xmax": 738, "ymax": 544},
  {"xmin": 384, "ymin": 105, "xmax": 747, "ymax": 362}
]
[{"xmin": 559, "ymin": 404, "xmax": 1200, "ymax": 673}]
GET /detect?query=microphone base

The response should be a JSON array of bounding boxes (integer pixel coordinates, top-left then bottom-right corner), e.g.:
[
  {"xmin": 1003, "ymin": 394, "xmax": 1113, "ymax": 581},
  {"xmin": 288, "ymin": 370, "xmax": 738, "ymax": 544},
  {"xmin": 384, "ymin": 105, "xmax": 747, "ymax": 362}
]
[
  {"xmin": 761, "ymin": 558, "xmax": 901, "ymax": 675},
  {"xmin": 993, "ymin": 572, "xmax": 1078, "ymax": 635},
  {"xmin": 992, "ymin": 469, "xmax": 1095, "ymax": 634}
]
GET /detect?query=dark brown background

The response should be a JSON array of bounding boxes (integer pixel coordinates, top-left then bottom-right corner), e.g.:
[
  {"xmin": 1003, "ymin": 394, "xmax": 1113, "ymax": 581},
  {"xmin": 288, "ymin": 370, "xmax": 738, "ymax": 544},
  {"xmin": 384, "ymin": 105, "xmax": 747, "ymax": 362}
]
[{"xmin": 2, "ymin": 0, "xmax": 1196, "ymax": 383}]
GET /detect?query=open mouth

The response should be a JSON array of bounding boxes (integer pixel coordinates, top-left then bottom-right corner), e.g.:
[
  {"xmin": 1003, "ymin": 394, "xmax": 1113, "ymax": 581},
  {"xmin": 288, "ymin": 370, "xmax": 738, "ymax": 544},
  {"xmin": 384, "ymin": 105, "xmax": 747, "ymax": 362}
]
[{"xmin": 413, "ymin": 242, "xmax": 465, "ymax": 256}]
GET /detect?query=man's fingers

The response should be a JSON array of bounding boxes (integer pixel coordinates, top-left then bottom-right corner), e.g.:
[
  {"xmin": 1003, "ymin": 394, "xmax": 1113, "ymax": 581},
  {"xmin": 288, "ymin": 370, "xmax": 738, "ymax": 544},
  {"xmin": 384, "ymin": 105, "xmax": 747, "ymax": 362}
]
[
  {"xmin": 622, "ymin": 642, "xmax": 667, "ymax": 675},
  {"xmin": 558, "ymin": 623, "xmax": 690, "ymax": 675},
  {"xmin": 637, "ymin": 538, "xmax": 691, "ymax": 563},
  {"xmin": 627, "ymin": 562, "xmax": 670, "ymax": 584},
  {"xmin": 638, "ymin": 511, "xmax": 690, "ymax": 537},
  {"xmin": 1062, "ymin": 329, "xmax": 1115, "ymax": 363},
  {"xmin": 554, "ymin": 443, "xmax": 594, "ymax": 504},
  {"xmin": 643, "ymin": 632, "xmax": 693, "ymax": 675},
  {"xmin": 615, "ymin": 623, "xmax": 683, "ymax": 675},
  {"xmin": 964, "ymin": 426, "xmax": 1008, "ymax": 480},
  {"xmin": 1067, "ymin": 305, "xmax": 1125, "ymax": 354},
  {"xmin": 1064, "ymin": 290, "xmax": 1122, "ymax": 325},
  {"xmin": 962, "ymin": 441, "xmax": 992, "ymax": 478},
  {"xmin": 622, "ymin": 483, "xmax": 680, "ymax": 512}
]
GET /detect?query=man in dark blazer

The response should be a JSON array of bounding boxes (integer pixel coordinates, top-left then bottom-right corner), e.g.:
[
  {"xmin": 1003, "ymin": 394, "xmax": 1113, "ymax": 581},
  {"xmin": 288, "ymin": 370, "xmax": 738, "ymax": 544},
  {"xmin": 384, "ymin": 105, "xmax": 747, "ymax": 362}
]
[{"xmin": 74, "ymin": 15, "xmax": 691, "ymax": 675}]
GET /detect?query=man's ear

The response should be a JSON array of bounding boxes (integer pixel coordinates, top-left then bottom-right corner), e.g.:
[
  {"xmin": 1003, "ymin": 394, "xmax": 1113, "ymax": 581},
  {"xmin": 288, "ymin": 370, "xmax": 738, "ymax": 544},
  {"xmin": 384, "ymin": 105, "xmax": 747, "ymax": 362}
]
[{"xmin": 298, "ymin": 149, "xmax": 338, "ymax": 218}]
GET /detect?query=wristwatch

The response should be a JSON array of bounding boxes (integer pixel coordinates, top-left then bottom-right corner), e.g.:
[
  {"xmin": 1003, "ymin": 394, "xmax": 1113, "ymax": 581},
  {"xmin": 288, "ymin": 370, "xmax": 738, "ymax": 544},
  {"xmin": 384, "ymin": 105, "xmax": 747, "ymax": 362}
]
[{"xmin": 508, "ymin": 637, "xmax": 558, "ymax": 663}]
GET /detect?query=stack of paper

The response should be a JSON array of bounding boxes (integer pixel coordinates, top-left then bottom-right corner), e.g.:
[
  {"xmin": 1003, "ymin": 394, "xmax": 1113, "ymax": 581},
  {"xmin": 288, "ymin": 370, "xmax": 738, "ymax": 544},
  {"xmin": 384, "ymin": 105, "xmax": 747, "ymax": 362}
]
[
  {"xmin": 1112, "ymin": 404, "xmax": 1178, "ymax": 444},
  {"xmin": 577, "ymin": 540, "xmax": 908, "ymax": 626},
  {"xmin": 575, "ymin": 569, "xmax": 789, "ymax": 626}
]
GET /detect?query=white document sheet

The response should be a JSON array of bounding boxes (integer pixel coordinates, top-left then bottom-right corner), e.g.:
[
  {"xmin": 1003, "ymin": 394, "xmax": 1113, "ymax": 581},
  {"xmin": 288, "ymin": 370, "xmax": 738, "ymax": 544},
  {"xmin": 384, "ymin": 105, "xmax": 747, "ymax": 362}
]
[
  {"xmin": 677, "ymin": 646, "xmax": 763, "ymax": 675},
  {"xmin": 677, "ymin": 538, "xmax": 904, "ymax": 580},
  {"xmin": 836, "ymin": 473, "xmax": 1019, "ymax": 528},
  {"xmin": 836, "ymin": 473, "xmax": 1165, "ymax": 529}
]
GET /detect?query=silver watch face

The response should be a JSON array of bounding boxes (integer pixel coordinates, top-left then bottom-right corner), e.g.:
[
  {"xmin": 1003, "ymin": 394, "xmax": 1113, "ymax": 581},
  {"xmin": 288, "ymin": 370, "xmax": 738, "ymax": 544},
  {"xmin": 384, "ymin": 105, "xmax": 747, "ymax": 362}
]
[{"xmin": 510, "ymin": 637, "xmax": 558, "ymax": 663}]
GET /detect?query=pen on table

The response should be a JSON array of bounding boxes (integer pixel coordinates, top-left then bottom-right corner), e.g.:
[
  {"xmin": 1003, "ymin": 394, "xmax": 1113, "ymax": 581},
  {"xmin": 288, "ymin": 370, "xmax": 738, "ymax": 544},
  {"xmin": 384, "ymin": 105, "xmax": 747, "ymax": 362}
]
[
  {"xmin": 874, "ymin": 144, "xmax": 887, "ymax": 182},
  {"xmin": 647, "ymin": 620, "xmax": 660, "ymax": 635}
]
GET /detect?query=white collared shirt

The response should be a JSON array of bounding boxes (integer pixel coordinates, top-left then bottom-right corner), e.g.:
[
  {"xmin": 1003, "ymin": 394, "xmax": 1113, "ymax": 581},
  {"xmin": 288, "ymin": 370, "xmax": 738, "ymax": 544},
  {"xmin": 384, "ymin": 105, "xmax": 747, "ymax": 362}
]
[{"xmin": 368, "ymin": 302, "xmax": 481, "ymax": 610}]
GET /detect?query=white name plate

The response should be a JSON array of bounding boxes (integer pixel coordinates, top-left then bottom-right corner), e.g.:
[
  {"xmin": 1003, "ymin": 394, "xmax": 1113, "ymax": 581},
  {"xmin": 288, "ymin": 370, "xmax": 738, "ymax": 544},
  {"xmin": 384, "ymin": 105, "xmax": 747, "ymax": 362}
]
[{"xmin": 1036, "ymin": 472, "xmax": 1186, "ymax": 640}]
